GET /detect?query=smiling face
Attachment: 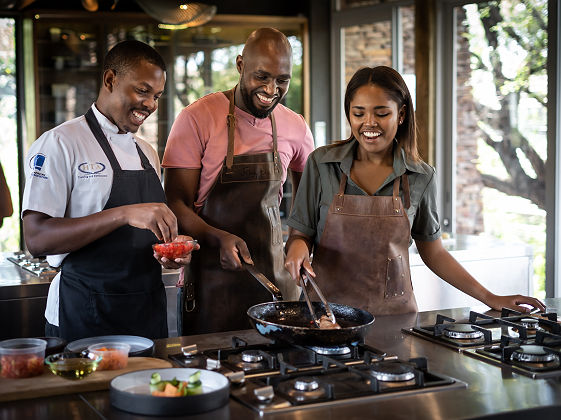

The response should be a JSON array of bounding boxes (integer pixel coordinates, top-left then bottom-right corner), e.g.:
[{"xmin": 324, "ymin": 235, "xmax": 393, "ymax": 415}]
[
  {"xmin": 349, "ymin": 84, "xmax": 405, "ymax": 158},
  {"xmin": 236, "ymin": 42, "xmax": 292, "ymax": 119},
  {"xmin": 101, "ymin": 59, "xmax": 166, "ymax": 134}
]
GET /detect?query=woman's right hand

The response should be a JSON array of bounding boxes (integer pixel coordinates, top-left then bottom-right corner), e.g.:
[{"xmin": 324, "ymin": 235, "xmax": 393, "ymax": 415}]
[{"xmin": 284, "ymin": 236, "xmax": 314, "ymax": 285}]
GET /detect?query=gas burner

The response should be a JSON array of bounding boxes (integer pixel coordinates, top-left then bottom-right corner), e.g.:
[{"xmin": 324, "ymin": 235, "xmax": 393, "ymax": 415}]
[
  {"xmin": 511, "ymin": 345, "xmax": 557, "ymax": 363},
  {"xmin": 443, "ymin": 324, "xmax": 483, "ymax": 340},
  {"xmin": 229, "ymin": 350, "xmax": 270, "ymax": 371},
  {"xmin": 519, "ymin": 318, "xmax": 541, "ymax": 330},
  {"xmin": 308, "ymin": 345, "xmax": 351, "ymax": 356},
  {"xmin": 277, "ymin": 376, "xmax": 327, "ymax": 401},
  {"xmin": 369, "ymin": 361, "xmax": 416, "ymax": 382},
  {"xmin": 241, "ymin": 350, "xmax": 263, "ymax": 363}
]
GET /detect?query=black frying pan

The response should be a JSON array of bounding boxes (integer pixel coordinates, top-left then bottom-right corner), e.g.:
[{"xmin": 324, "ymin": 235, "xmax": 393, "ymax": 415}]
[{"xmin": 247, "ymin": 301, "xmax": 375, "ymax": 347}]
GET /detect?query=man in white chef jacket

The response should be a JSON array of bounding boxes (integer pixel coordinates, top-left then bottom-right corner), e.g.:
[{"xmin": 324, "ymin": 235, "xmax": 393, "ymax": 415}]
[{"xmin": 21, "ymin": 40, "xmax": 195, "ymax": 341}]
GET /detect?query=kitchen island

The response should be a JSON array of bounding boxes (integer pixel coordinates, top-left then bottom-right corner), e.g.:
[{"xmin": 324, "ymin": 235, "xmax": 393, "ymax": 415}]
[{"xmin": 2, "ymin": 299, "xmax": 561, "ymax": 419}]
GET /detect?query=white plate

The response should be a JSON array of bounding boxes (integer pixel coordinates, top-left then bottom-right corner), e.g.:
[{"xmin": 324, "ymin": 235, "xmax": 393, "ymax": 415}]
[
  {"xmin": 65, "ymin": 335, "xmax": 154, "ymax": 356},
  {"xmin": 110, "ymin": 368, "xmax": 230, "ymax": 415}
]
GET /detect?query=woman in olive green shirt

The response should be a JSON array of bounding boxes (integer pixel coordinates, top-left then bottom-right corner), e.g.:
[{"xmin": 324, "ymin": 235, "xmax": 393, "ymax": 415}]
[{"xmin": 285, "ymin": 66, "xmax": 544, "ymax": 315}]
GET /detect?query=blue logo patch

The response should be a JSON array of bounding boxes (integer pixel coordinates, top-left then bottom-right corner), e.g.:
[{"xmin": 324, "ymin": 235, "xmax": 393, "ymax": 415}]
[
  {"xmin": 78, "ymin": 162, "xmax": 106, "ymax": 174},
  {"xmin": 30, "ymin": 153, "xmax": 46, "ymax": 171}
]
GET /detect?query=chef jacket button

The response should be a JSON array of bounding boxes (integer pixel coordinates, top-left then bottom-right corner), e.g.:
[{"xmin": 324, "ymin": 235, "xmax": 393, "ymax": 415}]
[
  {"xmin": 394, "ymin": 209, "xmax": 399, "ymax": 213},
  {"xmin": 401, "ymin": 291, "xmax": 404, "ymax": 295}
]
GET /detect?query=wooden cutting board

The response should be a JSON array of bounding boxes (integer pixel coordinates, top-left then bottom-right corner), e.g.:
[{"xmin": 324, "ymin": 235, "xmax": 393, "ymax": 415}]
[{"xmin": 0, "ymin": 357, "xmax": 172, "ymax": 402}]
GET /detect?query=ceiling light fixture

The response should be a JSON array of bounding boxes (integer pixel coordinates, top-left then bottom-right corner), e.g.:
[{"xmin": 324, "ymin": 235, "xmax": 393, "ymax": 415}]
[{"xmin": 135, "ymin": 1, "xmax": 217, "ymax": 30}]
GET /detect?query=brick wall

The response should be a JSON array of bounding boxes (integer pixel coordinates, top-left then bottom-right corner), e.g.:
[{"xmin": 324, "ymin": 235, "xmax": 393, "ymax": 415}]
[{"xmin": 455, "ymin": 7, "xmax": 484, "ymax": 234}]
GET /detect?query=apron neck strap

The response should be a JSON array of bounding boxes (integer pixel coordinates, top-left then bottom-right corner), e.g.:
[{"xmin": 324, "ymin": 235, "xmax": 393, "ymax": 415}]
[
  {"xmin": 85, "ymin": 108, "xmax": 122, "ymax": 172},
  {"xmin": 401, "ymin": 174, "xmax": 411, "ymax": 209},
  {"xmin": 338, "ymin": 173, "xmax": 348, "ymax": 195},
  {"xmin": 226, "ymin": 86, "xmax": 280, "ymax": 173},
  {"xmin": 135, "ymin": 143, "xmax": 153, "ymax": 170}
]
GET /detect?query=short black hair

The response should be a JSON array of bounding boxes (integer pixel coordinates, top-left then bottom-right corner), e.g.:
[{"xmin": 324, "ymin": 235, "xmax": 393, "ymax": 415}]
[{"xmin": 103, "ymin": 40, "xmax": 166, "ymax": 76}]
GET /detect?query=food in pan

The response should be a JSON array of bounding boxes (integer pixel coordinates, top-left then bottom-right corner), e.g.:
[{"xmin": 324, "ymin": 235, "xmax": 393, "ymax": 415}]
[
  {"xmin": 152, "ymin": 240, "xmax": 197, "ymax": 260},
  {"xmin": 149, "ymin": 371, "xmax": 203, "ymax": 397},
  {"xmin": 319, "ymin": 315, "xmax": 342, "ymax": 329}
]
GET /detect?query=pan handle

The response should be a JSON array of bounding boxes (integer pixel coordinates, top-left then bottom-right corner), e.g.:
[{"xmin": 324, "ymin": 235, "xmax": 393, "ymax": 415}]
[{"xmin": 243, "ymin": 262, "xmax": 283, "ymax": 301}]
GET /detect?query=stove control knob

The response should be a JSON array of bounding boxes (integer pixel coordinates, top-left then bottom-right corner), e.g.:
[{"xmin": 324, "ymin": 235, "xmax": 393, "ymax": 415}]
[
  {"xmin": 225, "ymin": 371, "xmax": 245, "ymax": 385},
  {"xmin": 254, "ymin": 385, "xmax": 274, "ymax": 402},
  {"xmin": 294, "ymin": 377, "xmax": 319, "ymax": 392}
]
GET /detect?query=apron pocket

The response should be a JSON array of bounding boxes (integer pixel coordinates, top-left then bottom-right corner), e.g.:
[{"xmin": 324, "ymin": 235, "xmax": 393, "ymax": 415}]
[{"xmin": 384, "ymin": 255, "xmax": 406, "ymax": 299}]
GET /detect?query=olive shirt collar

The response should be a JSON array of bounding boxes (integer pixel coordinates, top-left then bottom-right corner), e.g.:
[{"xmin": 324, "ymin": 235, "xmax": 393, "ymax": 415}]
[{"xmin": 318, "ymin": 138, "xmax": 424, "ymax": 192}]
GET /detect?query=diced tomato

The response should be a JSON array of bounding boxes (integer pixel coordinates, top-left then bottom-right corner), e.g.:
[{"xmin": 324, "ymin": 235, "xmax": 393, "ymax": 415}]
[
  {"xmin": 153, "ymin": 242, "xmax": 194, "ymax": 259},
  {"xmin": 0, "ymin": 354, "xmax": 44, "ymax": 378}
]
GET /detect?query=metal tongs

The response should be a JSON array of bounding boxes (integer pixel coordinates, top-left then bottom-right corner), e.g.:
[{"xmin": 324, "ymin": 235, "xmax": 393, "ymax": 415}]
[{"xmin": 300, "ymin": 268, "xmax": 337, "ymax": 328}]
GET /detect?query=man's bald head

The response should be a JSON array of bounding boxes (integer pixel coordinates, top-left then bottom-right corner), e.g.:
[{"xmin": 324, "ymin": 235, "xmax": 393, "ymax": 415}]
[
  {"xmin": 242, "ymin": 27, "xmax": 292, "ymax": 62},
  {"xmin": 235, "ymin": 28, "xmax": 293, "ymax": 118}
]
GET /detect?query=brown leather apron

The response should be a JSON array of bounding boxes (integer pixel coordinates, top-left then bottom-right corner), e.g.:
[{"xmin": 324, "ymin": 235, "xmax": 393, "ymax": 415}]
[
  {"xmin": 310, "ymin": 173, "xmax": 418, "ymax": 315},
  {"xmin": 181, "ymin": 88, "xmax": 298, "ymax": 334}
]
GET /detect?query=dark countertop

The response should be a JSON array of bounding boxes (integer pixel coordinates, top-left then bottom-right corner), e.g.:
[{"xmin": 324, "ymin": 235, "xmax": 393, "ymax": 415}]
[{"xmin": 2, "ymin": 300, "xmax": 561, "ymax": 419}]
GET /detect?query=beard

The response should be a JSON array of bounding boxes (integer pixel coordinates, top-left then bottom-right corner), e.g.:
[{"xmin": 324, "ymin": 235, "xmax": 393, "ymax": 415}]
[{"xmin": 239, "ymin": 79, "xmax": 281, "ymax": 119}]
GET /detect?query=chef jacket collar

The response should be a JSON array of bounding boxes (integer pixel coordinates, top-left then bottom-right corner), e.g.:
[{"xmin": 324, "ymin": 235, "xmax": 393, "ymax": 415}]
[
  {"xmin": 90, "ymin": 103, "xmax": 134, "ymax": 140},
  {"xmin": 318, "ymin": 138, "xmax": 426, "ymax": 177}
]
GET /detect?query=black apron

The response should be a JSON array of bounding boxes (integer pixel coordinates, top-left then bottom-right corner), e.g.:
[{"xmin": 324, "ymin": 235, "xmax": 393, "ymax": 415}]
[
  {"xmin": 181, "ymin": 87, "xmax": 298, "ymax": 335},
  {"xmin": 58, "ymin": 108, "xmax": 168, "ymax": 341}
]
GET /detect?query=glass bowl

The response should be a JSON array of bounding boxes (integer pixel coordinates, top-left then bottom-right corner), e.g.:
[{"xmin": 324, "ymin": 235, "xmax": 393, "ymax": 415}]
[
  {"xmin": 0, "ymin": 338, "xmax": 46, "ymax": 379},
  {"xmin": 87, "ymin": 342, "xmax": 130, "ymax": 371},
  {"xmin": 45, "ymin": 352, "xmax": 102, "ymax": 380},
  {"xmin": 152, "ymin": 240, "xmax": 197, "ymax": 260}
]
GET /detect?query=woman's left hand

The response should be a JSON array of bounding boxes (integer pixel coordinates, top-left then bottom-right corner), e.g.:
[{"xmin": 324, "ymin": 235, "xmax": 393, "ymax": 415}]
[
  {"xmin": 485, "ymin": 294, "xmax": 546, "ymax": 313},
  {"xmin": 153, "ymin": 234, "xmax": 200, "ymax": 269}
]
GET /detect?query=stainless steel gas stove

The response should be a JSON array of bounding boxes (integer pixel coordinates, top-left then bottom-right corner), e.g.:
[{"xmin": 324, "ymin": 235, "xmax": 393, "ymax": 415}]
[
  {"xmin": 7, "ymin": 252, "xmax": 59, "ymax": 279},
  {"xmin": 168, "ymin": 337, "xmax": 466, "ymax": 415},
  {"xmin": 403, "ymin": 308, "xmax": 561, "ymax": 379}
]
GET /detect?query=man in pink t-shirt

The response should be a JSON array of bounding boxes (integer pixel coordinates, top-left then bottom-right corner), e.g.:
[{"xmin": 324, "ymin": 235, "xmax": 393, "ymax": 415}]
[{"xmin": 163, "ymin": 28, "xmax": 314, "ymax": 334}]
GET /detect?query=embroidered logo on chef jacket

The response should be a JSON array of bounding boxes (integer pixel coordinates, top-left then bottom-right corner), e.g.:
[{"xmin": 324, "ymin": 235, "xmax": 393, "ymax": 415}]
[
  {"xmin": 77, "ymin": 162, "xmax": 107, "ymax": 179},
  {"xmin": 29, "ymin": 153, "xmax": 48, "ymax": 179}
]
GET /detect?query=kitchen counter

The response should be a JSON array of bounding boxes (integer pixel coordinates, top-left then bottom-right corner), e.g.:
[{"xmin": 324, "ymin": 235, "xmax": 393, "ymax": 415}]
[
  {"xmin": 2, "ymin": 300, "xmax": 561, "ymax": 419},
  {"xmin": 0, "ymin": 252, "xmax": 181, "ymax": 339}
]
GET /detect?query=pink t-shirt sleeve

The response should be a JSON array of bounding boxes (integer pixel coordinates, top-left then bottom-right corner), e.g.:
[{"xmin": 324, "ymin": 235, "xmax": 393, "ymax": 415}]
[
  {"xmin": 162, "ymin": 106, "xmax": 205, "ymax": 169},
  {"xmin": 288, "ymin": 114, "xmax": 315, "ymax": 173}
]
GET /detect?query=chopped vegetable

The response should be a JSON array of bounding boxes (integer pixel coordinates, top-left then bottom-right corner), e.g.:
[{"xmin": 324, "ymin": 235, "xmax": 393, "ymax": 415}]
[
  {"xmin": 150, "ymin": 371, "xmax": 203, "ymax": 397},
  {"xmin": 0, "ymin": 354, "xmax": 44, "ymax": 378},
  {"xmin": 152, "ymin": 241, "xmax": 195, "ymax": 260}
]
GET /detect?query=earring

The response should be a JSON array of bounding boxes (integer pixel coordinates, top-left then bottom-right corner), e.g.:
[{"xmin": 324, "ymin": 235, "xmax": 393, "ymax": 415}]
[{"xmin": 399, "ymin": 119, "xmax": 403, "ymax": 125}]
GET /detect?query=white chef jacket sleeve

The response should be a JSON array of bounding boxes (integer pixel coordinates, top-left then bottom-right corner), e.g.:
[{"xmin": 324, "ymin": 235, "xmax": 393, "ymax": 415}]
[{"xmin": 22, "ymin": 131, "xmax": 73, "ymax": 218}]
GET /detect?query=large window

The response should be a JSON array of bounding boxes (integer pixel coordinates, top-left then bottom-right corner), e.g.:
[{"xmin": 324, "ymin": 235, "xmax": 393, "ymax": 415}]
[
  {"xmin": 331, "ymin": 2, "xmax": 415, "ymax": 140},
  {"xmin": 440, "ymin": 0, "xmax": 548, "ymax": 298},
  {"xmin": 0, "ymin": 18, "xmax": 19, "ymax": 251}
]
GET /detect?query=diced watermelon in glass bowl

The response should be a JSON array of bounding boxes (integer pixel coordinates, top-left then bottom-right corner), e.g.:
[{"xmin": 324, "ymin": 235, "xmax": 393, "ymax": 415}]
[{"xmin": 152, "ymin": 240, "xmax": 198, "ymax": 260}]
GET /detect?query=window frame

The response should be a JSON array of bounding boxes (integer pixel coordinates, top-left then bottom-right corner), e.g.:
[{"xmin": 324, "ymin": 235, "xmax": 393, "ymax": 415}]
[{"xmin": 435, "ymin": 0, "xmax": 561, "ymax": 297}]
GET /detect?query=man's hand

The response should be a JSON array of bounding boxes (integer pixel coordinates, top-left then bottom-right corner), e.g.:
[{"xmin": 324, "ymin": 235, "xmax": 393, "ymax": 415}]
[
  {"xmin": 153, "ymin": 234, "xmax": 200, "ymax": 269},
  {"xmin": 123, "ymin": 203, "xmax": 178, "ymax": 243},
  {"xmin": 216, "ymin": 231, "xmax": 253, "ymax": 270}
]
